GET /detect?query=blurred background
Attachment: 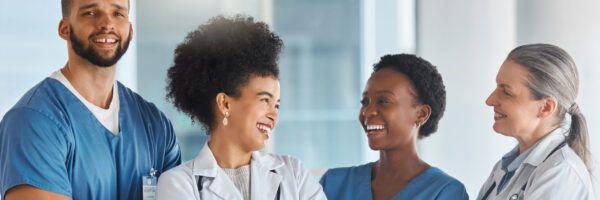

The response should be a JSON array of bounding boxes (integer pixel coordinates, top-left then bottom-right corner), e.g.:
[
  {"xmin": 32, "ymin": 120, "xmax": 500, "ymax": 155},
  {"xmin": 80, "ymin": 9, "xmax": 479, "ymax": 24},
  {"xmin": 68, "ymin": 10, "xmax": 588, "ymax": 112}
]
[{"xmin": 1, "ymin": 0, "xmax": 599, "ymax": 197}]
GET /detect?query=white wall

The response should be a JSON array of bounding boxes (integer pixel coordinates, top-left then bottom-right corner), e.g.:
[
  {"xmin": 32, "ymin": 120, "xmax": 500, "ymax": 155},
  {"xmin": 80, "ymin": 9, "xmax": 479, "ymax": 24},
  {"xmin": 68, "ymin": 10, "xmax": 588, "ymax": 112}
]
[
  {"xmin": 417, "ymin": 0, "xmax": 518, "ymax": 196},
  {"xmin": 517, "ymin": 0, "xmax": 600, "ymax": 194},
  {"xmin": 418, "ymin": 0, "xmax": 600, "ymax": 197}
]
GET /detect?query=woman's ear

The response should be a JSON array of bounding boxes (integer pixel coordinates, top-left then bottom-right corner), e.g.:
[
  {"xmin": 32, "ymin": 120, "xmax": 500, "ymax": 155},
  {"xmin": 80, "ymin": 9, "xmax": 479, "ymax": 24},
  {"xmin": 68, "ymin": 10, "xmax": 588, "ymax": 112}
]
[
  {"xmin": 215, "ymin": 92, "xmax": 230, "ymax": 116},
  {"xmin": 538, "ymin": 96, "xmax": 557, "ymax": 118},
  {"xmin": 416, "ymin": 104, "xmax": 431, "ymax": 126}
]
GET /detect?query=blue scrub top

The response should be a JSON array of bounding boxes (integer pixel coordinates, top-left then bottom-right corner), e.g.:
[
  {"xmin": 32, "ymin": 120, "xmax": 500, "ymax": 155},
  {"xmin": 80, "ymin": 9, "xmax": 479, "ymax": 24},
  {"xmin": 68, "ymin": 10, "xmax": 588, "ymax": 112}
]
[
  {"xmin": 0, "ymin": 78, "xmax": 182, "ymax": 200},
  {"xmin": 320, "ymin": 162, "xmax": 469, "ymax": 200}
]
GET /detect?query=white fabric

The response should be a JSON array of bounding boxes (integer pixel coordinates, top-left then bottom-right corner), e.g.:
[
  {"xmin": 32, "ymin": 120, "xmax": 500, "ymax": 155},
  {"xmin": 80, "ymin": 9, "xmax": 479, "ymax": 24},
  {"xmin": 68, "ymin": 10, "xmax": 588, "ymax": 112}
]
[
  {"xmin": 49, "ymin": 70, "xmax": 120, "ymax": 135},
  {"xmin": 477, "ymin": 127, "xmax": 595, "ymax": 200},
  {"xmin": 222, "ymin": 165, "xmax": 250, "ymax": 200},
  {"xmin": 155, "ymin": 143, "xmax": 327, "ymax": 200}
]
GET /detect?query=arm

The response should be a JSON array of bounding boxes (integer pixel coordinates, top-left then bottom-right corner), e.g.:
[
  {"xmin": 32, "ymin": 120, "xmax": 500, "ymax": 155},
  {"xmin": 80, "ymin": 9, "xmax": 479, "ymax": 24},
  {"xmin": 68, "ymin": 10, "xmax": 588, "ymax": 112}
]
[
  {"xmin": 289, "ymin": 157, "xmax": 327, "ymax": 200},
  {"xmin": 0, "ymin": 108, "xmax": 72, "ymax": 198},
  {"xmin": 5, "ymin": 185, "xmax": 70, "ymax": 200},
  {"xmin": 160, "ymin": 112, "xmax": 182, "ymax": 171}
]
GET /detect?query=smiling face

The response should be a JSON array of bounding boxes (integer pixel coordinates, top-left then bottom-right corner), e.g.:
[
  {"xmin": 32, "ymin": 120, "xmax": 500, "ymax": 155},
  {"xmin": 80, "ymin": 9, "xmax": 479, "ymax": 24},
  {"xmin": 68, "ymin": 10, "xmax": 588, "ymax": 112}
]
[
  {"xmin": 486, "ymin": 59, "xmax": 546, "ymax": 137},
  {"xmin": 60, "ymin": 0, "xmax": 132, "ymax": 67},
  {"xmin": 225, "ymin": 75, "xmax": 280, "ymax": 152},
  {"xmin": 359, "ymin": 68, "xmax": 426, "ymax": 151}
]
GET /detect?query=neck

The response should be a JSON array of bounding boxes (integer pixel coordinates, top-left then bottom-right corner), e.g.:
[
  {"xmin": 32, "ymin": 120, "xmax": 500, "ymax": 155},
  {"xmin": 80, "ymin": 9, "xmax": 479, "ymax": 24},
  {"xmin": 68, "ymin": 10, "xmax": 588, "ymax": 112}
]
[
  {"xmin": 517, "ymin": 124, "xmax": 560, "ymax": 153},
  {"xmin": 208, "ymin": 129, "xmax": 252, "ymax": 169},
  {"xmin": 374, "ymin": 145, "xmax": 428, "ymax": 181},
  {"xmin": 62, "ymin": 55, "xmax": 116, "ymax": 109}
]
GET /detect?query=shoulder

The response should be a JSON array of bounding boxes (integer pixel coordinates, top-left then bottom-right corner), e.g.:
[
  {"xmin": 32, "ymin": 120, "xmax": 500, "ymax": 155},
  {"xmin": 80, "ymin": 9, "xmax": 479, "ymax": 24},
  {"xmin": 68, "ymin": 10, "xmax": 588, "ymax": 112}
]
[
  {"xmin": 533, "ymin": 146, "xmax": 592, "ymax": 186},
  {"xmin": 320, "ymin": 163, "xmax": 372, "ymax": 185},
  {"xmin": 156, "ymin": 160, "xmax": 196, "ymax": 199},
  {"xmin": 421, "ymin": 167, "xmax": 469, "ymax": 199},
  {"xmin": 117, "ymin": 82, "xmax": 163, "ymax": 115},
  {"xmin": 5, "ymin": 79, "xmax": 68, "ymax": 124},
  {"xmin": 117, "ymin": 82, "xmax": 172, "ymax": 125},
  {"xmin": 157, "ymin": 160, "xmax": 194, "ymax": 188}
]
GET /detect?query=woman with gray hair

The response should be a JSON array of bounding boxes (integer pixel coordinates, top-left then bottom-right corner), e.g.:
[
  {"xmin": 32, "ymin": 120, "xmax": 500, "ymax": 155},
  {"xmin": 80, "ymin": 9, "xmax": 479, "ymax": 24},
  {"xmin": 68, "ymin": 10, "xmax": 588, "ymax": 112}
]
[{"xmin": 477, "ymin": 43, "xmax": 595, "ymax": 200}]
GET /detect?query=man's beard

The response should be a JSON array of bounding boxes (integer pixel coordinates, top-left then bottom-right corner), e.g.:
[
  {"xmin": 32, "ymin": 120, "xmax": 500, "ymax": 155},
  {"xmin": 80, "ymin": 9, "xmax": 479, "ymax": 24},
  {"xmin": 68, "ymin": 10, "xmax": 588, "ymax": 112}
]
[{"xmin": 70, "ymin": 26, "xmax": 132, "ymax": 67}]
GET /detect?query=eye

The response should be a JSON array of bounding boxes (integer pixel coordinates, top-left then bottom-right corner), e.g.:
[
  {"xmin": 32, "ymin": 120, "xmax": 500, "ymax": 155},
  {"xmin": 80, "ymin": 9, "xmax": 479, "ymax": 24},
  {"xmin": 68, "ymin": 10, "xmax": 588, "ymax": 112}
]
[
  {"xmin": 502, "ymin": 89, "xmax": 512, "ymax": 97},
  {"xmin": 114, "ymin": 12, "xmax": 125, "ymax": 17},
  {"xmin": 275, "ymin": 103, "xmax": 280, "ymax": 110},
  {"xmin": 377, "ymin": 98, "xmax": 390, "ymax": 105},
  {"xmin": 360, "ymin": 98, "xmax": 368, "ymax": 106},
  {"xmin": 83, "ymin": 11, "xmax": 96, "ymax": 16}
]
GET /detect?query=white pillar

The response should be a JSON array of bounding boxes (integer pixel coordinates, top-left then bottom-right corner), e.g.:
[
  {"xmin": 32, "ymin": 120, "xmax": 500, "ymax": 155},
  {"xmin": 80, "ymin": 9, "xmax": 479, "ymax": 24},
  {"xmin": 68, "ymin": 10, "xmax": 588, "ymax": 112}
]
[{"xmin": 417, "ymin": 0, "xmax": 516, "ymax": 196}]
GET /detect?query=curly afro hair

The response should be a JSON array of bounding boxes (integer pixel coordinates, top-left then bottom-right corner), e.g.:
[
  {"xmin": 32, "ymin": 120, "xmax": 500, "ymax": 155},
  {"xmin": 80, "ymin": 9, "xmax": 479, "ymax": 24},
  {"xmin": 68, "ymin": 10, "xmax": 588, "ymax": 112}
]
[
  {"xmin": 166, "ymin": 15, "xmax": 283, "ymax": 132},
  {"xmin": 373, "ymin": 54, "xmax": 446, "ymax": 138}
]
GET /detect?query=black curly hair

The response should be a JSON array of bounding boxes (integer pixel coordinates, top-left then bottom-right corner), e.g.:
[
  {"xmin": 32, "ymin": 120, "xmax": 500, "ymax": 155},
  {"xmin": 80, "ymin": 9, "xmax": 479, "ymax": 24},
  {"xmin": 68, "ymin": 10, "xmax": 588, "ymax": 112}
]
[
  {"xmin": 166, "ymin": 15, "xmax": 283, "ymax": 132},
  {"xmin": 373, "ymin": 54, "xmax": 446, "ymax": 138}
]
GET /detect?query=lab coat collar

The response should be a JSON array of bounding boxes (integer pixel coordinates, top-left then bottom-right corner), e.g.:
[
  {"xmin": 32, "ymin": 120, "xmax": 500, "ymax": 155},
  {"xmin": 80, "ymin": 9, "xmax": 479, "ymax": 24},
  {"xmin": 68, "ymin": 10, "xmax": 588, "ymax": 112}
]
[
  {"xmin": 522, "ymin": 127, "xmax": 568, "ymax": 166},
  {"xmin": 191, "ymin": 143, "xmax": 285, "ymax": 177},
  {"xmin": 191, "ymin": 142, "xmax": 285, "ymax": 199}
]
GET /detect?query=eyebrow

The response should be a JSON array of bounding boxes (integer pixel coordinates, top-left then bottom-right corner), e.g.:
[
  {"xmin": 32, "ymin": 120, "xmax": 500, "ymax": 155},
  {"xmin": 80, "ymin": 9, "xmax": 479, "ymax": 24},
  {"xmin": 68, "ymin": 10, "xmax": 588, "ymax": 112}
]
[
  {"xmin": 499, "ymin": 84, "xmax": 512, "ymax": 89},
  {"xmin": 78, "ymin": 3, "xmax": 128, "ymax": 11},
  {"xmin": 257, "ymin": 91, "xmax": 280, "ymax": 102},
  {"xmin": 362, "ymin": 90, "xmax": 395, "ymax": 96}
]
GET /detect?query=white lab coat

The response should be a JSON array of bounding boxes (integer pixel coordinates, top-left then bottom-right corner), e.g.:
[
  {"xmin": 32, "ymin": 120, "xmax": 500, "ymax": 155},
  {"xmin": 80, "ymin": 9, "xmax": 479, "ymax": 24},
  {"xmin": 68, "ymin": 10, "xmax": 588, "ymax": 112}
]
[
  {"xmin": 155, "ymin": 143, "xmax": 327, "ymax": 200},
  {"xmin": 476, "ymin": 128, "xmax": 595, "ymax": 200}
]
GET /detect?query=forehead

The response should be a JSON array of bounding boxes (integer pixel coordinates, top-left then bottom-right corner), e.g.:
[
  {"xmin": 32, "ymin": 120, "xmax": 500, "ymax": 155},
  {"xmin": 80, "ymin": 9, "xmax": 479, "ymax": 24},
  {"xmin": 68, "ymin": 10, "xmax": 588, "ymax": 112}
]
[
  {"xmin": 496, "ymin": 59, "xmax": 530, "ymax": 87},
  {"xmin": 240, "ymin": 75, "xmax": 280, "ymax": 97},
  {"xmin": 365, "ymin": 68, "xmax": 415, "ymax": 95}
]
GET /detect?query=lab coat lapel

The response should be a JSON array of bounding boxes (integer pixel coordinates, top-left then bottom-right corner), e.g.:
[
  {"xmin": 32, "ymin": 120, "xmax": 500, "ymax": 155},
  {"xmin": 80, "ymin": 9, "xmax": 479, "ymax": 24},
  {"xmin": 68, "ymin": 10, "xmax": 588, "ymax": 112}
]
[
  {"xmin": 206, "ymin": 174, "xmax": 243, "ymax": 200},
  {"xmin": 250, "ymin": 151, "xmax": 284, "ymax": 200},
  {"xmin": 193, "ymin": 143, "xmax": 243, "ymax": 200}
]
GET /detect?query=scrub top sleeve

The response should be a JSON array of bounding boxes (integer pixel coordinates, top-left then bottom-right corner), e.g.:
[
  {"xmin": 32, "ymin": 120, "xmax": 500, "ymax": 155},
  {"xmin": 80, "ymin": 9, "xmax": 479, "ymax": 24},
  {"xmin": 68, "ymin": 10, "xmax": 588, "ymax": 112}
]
[
  {"xmin": 160, "ymin": 115, "xmax": 182, "ymax": 171},
  {"xmin": 525, "ymin": 162, "xmax": 593, "ymax": 200},
  {"xmin": 0, "ymin": 108, "xmax": 71, "ymax": 197},
  {"xmin": 287, "ymin": 156, "xmax": 327, "ymax": 200},
  {"xmin": 435, "ymin": 180, "xmax": 469, "ymax": 200}
]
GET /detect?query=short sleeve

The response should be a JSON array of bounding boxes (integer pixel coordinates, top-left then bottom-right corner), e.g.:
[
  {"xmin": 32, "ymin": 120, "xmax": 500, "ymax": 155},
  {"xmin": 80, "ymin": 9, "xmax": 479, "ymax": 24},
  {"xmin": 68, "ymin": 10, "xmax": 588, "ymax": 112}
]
[
  {"xmin": 436, "ymin": 180, "xmax": 469, "ymax": 200},
  {"xmin": 159, "ymin": 113, "xmax": 182, "ymax": 171},
  {"xmin": 0, "ymin": 108, "xmax": 71, "ymax": 197}
]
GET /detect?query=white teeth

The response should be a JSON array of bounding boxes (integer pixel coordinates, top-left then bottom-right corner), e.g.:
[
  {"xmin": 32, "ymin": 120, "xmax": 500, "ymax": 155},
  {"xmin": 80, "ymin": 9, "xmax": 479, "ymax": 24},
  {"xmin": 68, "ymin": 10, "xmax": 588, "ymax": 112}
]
[
  {"xmin": 494, "ymin": 113, "xmax": 505, "ymax": 118},
  {"xmin": 366, "ymin": 125, "xmax": 385, "ymax": 131},
  {"xmin": 257, "ymin": 124, "xmax": 271, "ymax": 134},
  {"xmin": 94, "ymin": 38, "xmax": 117, "ymax": 43}
]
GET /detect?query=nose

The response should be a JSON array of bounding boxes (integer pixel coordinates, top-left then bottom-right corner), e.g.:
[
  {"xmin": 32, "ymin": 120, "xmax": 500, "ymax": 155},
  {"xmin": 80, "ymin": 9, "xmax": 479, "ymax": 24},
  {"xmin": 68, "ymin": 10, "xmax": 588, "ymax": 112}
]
[
  {"xmin": 97, "ymin": 13, "xmax": 115, "ymax": 31},
  {"xmin": 361, "ymin": 102, "xmax": 377, "ymax": 119},
  {"xmin": 485, "ymin": 90, "xmax": 496, "ymax": 107},
  {"xmin": 267, "ymin": 106, "xmax": 278, "ymax": 124}
]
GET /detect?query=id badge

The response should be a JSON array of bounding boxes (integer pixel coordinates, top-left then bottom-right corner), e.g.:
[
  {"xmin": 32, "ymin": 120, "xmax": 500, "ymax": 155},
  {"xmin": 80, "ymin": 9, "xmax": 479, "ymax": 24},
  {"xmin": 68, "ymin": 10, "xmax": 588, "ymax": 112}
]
[{"xmin": 142, "ymin": 168, "xmax": 158, "ymax": 200}]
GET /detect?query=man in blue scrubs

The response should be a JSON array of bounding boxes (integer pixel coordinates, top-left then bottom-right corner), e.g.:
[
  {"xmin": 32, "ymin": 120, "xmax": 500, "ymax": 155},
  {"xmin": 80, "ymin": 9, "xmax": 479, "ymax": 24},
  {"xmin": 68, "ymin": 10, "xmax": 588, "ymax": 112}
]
[{"xmin": 0, "ymin": 0, "xmax": 181, "ymax": 199}]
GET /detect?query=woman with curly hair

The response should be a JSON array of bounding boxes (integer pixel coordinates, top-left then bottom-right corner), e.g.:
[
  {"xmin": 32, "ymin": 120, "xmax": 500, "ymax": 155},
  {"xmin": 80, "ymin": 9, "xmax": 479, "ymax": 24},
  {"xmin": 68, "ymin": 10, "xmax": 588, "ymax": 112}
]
[
  {"xmin": 319, "ymin": 54, "xmax": 468, "ymax": 200},
  {"xmin": 156, "ymin": 15, "xmax": 326, "ymax": 200}
]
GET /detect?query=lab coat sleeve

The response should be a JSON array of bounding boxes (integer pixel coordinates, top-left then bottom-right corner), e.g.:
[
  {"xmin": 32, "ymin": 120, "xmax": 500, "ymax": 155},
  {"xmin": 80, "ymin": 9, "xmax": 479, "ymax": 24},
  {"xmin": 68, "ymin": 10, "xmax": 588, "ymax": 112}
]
[
  {"xmin": 476, "ymin": 161, "xmax": 500, "ymax": 200},
  {"xmin": 156, "ymin": 168, "xmax": 196, "ymax": 200},
  {"xmin": 0, "ymin": 108, "xmax": 71, "ymax": 197},
  {"xmin": 286, "ymin": 156, "xmax": 327, "ymax": 200},
  {"xmin": 524, "ymin": 161, "xmax": 594, "ymax": 200},
  {"xmin": 435, "ymin": 179, "xmax": 469, "ymax": 200}
]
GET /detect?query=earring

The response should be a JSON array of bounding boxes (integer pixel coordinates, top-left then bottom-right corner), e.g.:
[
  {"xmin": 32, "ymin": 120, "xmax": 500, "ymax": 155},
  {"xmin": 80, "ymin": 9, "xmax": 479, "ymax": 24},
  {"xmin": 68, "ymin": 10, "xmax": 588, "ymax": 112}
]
[
  {"xmin": 416, "ymin": 121, "xmax": 421, "ymax": 127},
  {"xmin": 222, "ymin": 111, "xmax": 229, "ymax": 126}
]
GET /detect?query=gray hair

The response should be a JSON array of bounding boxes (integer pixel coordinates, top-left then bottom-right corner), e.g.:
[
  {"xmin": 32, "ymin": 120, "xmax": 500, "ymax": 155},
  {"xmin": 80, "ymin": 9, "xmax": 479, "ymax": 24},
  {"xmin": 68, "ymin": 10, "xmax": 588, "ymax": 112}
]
[{"xmin": 507, "ymin": 43, "xmax": 590, "ymax": 171}]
